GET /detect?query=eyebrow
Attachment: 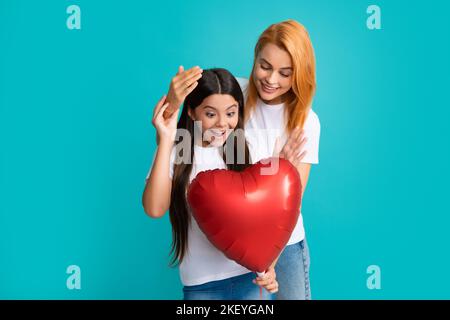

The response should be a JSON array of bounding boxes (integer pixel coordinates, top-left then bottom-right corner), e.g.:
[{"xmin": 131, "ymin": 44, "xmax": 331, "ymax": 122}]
[
  {"xmin": 260, "ymin": 58, "xmax": 293, "ymax": 71},
  {"xmin": 204, "ymin": 104, "xmax": 238, "ymax": 111}
]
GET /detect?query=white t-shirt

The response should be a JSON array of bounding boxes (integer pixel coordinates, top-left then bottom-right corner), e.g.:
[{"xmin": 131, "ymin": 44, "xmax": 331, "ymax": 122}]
[
  {"xmin": 237, "ymin": 77, "xmax": 321, "ymax": 245},
  {"xmin": 146, "ymin": 144, "xmax": 252, "ymax": 286}
]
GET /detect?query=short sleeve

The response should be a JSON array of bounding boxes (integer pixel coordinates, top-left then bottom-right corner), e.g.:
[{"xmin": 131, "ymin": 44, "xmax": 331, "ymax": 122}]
[
  {"xmin": 145, "ymin": 146, "xmax": 176, "ymax": 183},
  {"xmin": 300, "ymin": 109, "xmax": 321, "ymax": 164}
]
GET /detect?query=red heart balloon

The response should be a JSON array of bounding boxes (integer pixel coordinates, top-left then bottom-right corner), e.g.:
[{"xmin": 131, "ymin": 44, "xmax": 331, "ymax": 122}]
[{"xmin": 187, "ymin": 157, "xmax": 302, "ymax": 273}]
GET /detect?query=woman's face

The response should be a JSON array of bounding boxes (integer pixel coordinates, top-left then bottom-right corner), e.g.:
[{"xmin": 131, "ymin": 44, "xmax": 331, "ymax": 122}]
[
  {"xmin": 253, "ymin": 43, "xmax": 293, "ymax": 105},
  {"xmin": 188, "ymin": 94, "xmax": 239, "ymax": 147}
]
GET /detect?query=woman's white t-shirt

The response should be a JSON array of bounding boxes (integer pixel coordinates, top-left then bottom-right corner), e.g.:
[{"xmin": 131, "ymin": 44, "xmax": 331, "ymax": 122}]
[
  {"xmin": 146, "ymin": 144, "xmax": 252, "ymax": 286},
  {"xmin": 237, "ymin": 77, "xmax": 321, "ymax": 245}
]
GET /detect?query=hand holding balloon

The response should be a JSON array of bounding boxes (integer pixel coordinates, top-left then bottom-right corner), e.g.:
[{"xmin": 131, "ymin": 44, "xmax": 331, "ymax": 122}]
[{"xmin": 254, "ymin": 266, "xmax": 278, "ymax": 293}]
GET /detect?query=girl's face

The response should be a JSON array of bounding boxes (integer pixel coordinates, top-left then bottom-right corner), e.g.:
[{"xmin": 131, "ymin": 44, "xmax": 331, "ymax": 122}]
[
  {"xmin": 188, "ymin": 94, "xmax": 239, "ymax": 147},
  {"xmin": 253, "ymin": 43, "xmax": 293, "ymax": 105}
]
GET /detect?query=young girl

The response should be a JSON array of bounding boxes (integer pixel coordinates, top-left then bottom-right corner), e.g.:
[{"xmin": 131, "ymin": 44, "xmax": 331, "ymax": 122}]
[
  {"xmin": 163, "ymin": 20, "xmax": 320, "ymax": 300},
  {"xmin": 142, "ymin": 68, "xmax": 277, "ymax": 300}
]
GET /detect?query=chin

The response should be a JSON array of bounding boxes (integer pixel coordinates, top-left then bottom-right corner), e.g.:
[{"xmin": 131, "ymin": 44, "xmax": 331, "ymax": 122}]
[
  {"xmin": 208, "ymin": 136, "xmax": 226, "ymax": 147},
  {"xmin": 210, "ymin": 140, "xmax": 225, "ymax": 147},
  {"xmin": 259, "ymin": 91, "xmax": 275, "ymax": 101}
]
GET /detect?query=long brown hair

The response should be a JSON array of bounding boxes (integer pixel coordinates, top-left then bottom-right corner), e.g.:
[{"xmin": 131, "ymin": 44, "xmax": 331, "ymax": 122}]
[
  {"xmin": 246, "ymin": 20, "xmax": 316, "ymax": 133},
  {"xmin": 169, "ymin": 68, "xmax": 252, "ymax": 266}
]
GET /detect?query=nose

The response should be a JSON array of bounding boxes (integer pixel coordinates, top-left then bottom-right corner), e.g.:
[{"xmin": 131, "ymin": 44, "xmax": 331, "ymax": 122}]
[
  {"xmin": 266, "ymin": 71, "xmax": 279, "ymax": 85},
  {"xmin": 216, "ymin": 115, "xmax": 227, "ymax": 129}
]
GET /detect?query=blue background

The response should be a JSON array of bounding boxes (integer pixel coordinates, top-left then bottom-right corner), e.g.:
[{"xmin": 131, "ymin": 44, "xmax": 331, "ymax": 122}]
[{"xmin": 1, "ymin": 0, "xmax": 450, "ymax": 299}]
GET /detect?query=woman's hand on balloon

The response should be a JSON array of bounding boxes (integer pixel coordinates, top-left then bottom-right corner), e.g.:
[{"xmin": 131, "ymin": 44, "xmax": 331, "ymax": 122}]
[
  {"xmin": 253, "ymin": 266, "xmax": 279, "ymax": 294},
  {"xmin": 152, "ymin": 95, "xmax": 179, "ymax": 144},
  {"xmin": 279, "ymin": 127, "xmax": 308, "ymax": 167},
  {"xmin": 164, "ymin": 65, "xmax": 203, "ymax": 119}
]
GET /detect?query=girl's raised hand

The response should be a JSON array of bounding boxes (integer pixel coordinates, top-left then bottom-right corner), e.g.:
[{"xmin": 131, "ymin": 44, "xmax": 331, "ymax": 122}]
[
  {"xmin": 164, "ymin": 66, "xmax": 203, "ymax": 118},
  {"xmin": 152, "ymin": 95, "xmax": 179, "ymax": 144}
]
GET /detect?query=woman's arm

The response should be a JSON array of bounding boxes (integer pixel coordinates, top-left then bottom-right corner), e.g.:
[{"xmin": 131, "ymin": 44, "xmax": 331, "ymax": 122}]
[
  {"xmin": 277, "ymin": 127, "xmax": 313, "ymax": 195},
  {"xmin": 142, "ymin": 95, "xmax": 180, "ymax": 218},
  {"xmin": 155, "ymin": 66, "xmax": 202, "ymax": 145},
  {"xmin": 297, "ymin": 163, "xmax": 311, "ymax": 198},
  {"xmin": 163, "ymin": 65, "xmax": 203, "ymax": 119},
  {"xmin": 255, "ymin": 164, "xmax": 310, "ymax": 293}
]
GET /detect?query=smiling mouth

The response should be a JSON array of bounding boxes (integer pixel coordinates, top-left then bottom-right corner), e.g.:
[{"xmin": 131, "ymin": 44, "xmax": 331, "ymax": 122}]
[
  {"xmin": 210, "ymin": 129, "xmax": 226, "ymax": 137},
  {"xmin": 261, "ymin": 81, "xmax": 280, "ymax": 93}
]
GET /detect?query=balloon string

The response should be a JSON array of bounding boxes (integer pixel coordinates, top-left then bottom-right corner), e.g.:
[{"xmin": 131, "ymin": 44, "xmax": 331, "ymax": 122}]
[{"xmin": 254, "ymin": 272, "xmax": 263, "ymax": 300}]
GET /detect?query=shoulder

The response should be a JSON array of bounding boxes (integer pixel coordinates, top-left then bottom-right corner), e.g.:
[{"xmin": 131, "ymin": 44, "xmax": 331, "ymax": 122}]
[
  {"xmin": 304, "ymin": 109, "xmax": 320, "ymax": 133},
  {"xmin": 236, "ymin": 77, "xmax": 249, "ymax": 93}
]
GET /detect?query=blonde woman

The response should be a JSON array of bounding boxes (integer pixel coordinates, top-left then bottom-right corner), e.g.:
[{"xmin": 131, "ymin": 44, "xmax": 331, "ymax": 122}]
[
  {"xmin": 237, "ymin": 20, "xmax": 320, "ymax": 300},
  {"xmin": 161, "ymin": 20, "xmax": 318, "ymax": 300}
]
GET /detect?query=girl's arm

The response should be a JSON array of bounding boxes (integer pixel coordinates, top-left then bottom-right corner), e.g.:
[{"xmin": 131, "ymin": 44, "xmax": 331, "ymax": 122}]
[
  {"xmin": 142, "ymin": 95, "xmax": 180, "ymax": 218},
  {"xmin": 143, "ymin": 139, "xmax": 173, "ymax": 218}
]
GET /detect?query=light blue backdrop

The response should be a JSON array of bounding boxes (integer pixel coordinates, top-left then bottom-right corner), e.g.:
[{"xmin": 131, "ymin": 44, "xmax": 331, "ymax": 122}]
[{"xmin": 1, "ymin": 0, "xmax": 450, "ymax": 299}]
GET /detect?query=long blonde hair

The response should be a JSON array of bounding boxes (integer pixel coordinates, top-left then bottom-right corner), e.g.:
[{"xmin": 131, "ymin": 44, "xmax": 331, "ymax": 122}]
[{"xmin": 246, "ymin": 20, "xmax": 316, "ymax": 132}]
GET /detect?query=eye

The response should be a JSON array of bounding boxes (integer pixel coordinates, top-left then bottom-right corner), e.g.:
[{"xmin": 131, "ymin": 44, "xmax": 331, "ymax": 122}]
[
  {"xmin": 260, "ymin": 64, "xmax": 271, "ymax": 71},
  {"xmin": 280, "ymin": 72, "xmax": 291, "ymax": 78},
  {"xmin": 227, "ymin": 111, "xmax": 236, "ymax": 117},
  {"xmin": 206, "ymin": 112, "xmax": 216, "ymax": 118}
]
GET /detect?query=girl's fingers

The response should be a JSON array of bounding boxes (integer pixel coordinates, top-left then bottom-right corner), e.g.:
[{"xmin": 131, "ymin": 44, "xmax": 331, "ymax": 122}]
[
  {"xmin": 254, "ymin": 276, "xmax": 275, "ymax": 287},
  {"xmin": 264, "ymin": 282, "xmax": 279, "ymax": 292},
  {"xmin": 155, "ymin": 102, "xmax": 170, "ymax": 120},
  {"xmin": 177, "ymin": 65, "xmax": 184, "ymax": 75},
  {"xmin": 152, "ymin": 95, "xmax": 167, "ymax": 119},
  {"xmin": 168, "ymin": 107, "xmax": 180, "ymax": 122}
]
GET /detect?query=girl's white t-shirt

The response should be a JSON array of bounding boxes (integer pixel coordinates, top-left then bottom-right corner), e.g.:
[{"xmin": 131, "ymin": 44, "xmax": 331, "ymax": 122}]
[
  {"xmin": 146, "ymin": 144, "xmax": 252, "ymax": 286},
  {"xmin": 237, "ymin": 77, "xmax": 321, "ymax": 245}
]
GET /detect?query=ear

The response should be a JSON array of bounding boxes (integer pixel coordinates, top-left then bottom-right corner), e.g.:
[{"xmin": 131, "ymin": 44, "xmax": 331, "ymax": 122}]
[{"xmin": 187, "ymin": 108, "xmax": 195, "ymax": 121}]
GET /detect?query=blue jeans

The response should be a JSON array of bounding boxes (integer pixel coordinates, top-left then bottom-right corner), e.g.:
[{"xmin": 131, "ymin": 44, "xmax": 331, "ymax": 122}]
[
  {"xmin": 275, "ymin": 239, "xmax": 311, "ymax": 300},
  {"xmin": 183, "ymin": 272, "xmax": 274, "ymax": 300}
]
